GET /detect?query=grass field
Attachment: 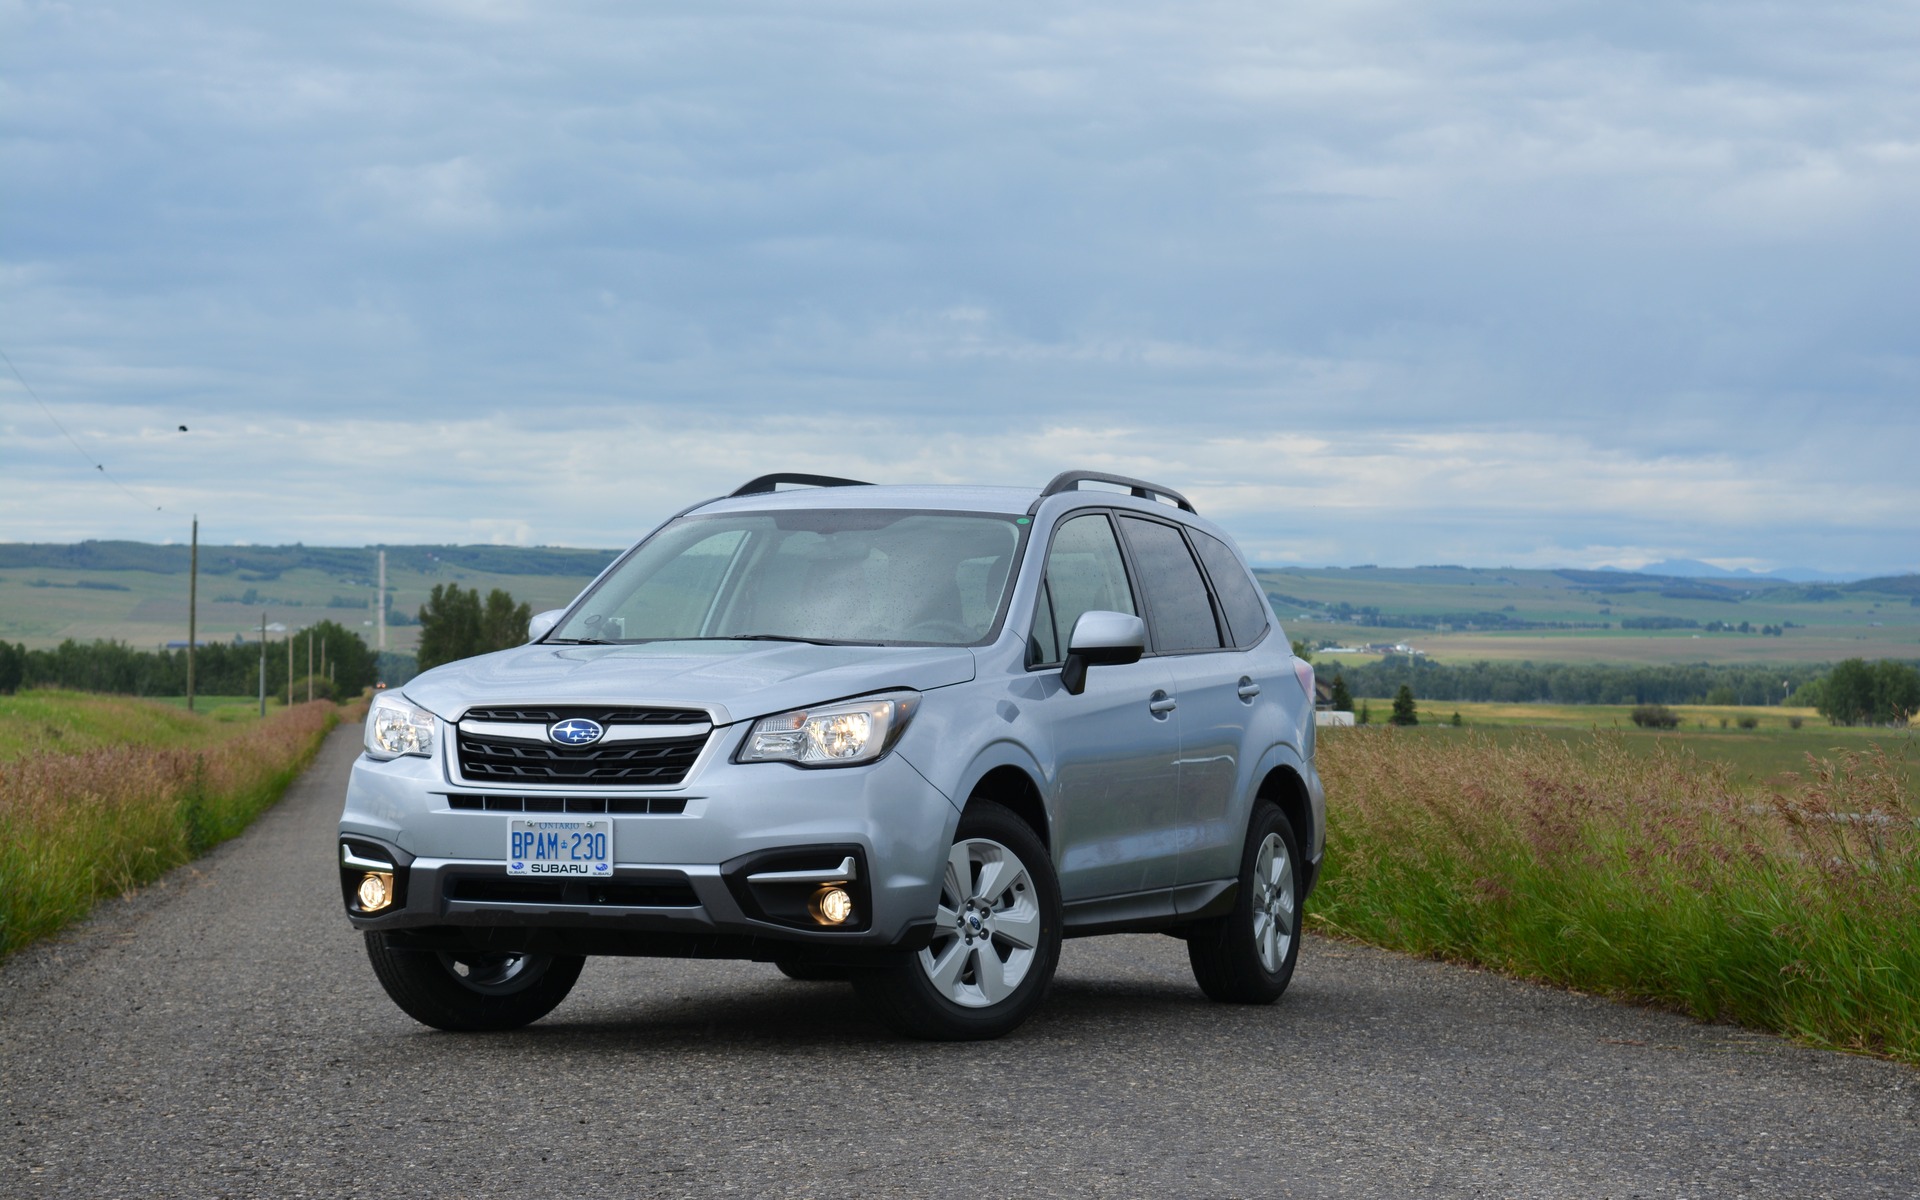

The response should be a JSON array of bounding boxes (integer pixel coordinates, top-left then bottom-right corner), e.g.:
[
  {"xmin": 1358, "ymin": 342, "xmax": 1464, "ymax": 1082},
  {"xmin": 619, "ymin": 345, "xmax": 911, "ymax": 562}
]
[
  {"xmin": 1264, "ymin": 563, "xmax": 1920, "ymax": 666},
  {"xmin": 141, "ymin": 694, "xmax": 279, "ymax": 716},
  {"xmin": 0, "ymin": 690, "xmax": 287, "ymax": 759},
  {"xmin": 0, "ymin": 691, "xmax": 349, "ymax": 955},
  {"xmin": 1310, "ymin": 627, "xmax": 1920, "ymax": 666},
  {"xmin": 1312, "ymin": 725, "xmax": 1920, "ymax": 1064},
  {"xmin": 1344, "ymin": 701, "xmax": 1918, "ymax": 798}
]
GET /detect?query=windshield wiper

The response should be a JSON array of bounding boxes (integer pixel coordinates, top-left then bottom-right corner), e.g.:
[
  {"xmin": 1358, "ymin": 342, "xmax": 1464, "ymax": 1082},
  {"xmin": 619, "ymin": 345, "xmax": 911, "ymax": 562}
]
[
  {"xmin": 545, "ymin": 637, "xmax": 620, "ymax": 645},
  {"xmin": 658, "ymin": 634, "xmax": 878, "ymax": 647}
]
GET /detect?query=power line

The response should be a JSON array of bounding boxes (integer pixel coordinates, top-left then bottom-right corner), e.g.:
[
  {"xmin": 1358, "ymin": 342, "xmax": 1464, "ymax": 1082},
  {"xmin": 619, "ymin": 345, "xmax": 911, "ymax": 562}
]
[{"xmin": 0, "ymin": 344, "xmax": 163, "ymax": 512}]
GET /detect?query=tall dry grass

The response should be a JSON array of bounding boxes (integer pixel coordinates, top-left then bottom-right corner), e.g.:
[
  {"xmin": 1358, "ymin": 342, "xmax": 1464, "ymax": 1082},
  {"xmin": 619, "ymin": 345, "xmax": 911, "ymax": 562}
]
[
  {"xmin": 1314, "ymin": 727, "xmax": 1920, "ymax": 1063},
  {"xmin": 0, "ymin": 700, "xmax": 342, "ymax": 955}
]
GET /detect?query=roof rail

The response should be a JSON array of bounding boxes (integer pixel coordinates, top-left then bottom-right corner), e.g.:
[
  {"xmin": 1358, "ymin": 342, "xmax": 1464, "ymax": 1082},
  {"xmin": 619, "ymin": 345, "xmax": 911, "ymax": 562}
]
[
  {"xmin": 728, "ymin": 473, "xmax": 873, "ymax": 498},
  {"xmin": 1030, "ymin": 470, "xmax": 1196, "ymax": 515}
]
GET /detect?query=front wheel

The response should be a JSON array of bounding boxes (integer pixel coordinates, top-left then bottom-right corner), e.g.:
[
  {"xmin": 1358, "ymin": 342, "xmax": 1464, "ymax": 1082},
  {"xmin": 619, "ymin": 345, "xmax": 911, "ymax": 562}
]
[
  {"xmin": 853, "ymin": 801, "xmax": 1061, "ymax": 1040},
  {"xmin": 364, "ymin": 932, "xmax": 585, "ymax": 1031},
  {"xmin": 1186, "ymin": 803, "xmax": 1303, "ymax": 1004}
]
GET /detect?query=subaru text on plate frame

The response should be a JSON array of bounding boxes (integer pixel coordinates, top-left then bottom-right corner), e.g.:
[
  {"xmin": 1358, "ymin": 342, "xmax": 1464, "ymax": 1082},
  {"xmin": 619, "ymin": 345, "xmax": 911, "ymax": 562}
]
[{"xmin": 339, "ymin": 470, "xmax": 1326, "ymax": 1040}]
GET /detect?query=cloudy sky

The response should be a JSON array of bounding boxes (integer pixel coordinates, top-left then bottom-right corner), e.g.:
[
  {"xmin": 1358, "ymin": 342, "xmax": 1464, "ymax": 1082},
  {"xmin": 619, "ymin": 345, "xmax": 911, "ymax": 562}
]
[{"xmin": 5, "ymin": 0, "xmax": 1917, "ymax": 573}]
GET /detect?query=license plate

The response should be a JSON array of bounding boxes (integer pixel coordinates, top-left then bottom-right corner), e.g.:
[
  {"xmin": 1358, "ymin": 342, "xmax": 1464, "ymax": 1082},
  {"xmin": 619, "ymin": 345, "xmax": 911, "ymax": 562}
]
[{"xmin": 507, "ymin": 818, "xmax": 613, "ymax": 877}]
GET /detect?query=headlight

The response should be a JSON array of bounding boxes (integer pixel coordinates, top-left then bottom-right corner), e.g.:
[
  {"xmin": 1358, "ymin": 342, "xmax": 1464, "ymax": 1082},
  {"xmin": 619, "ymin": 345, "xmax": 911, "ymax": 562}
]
[
  {"xmin": 737, "ymin": 691, "xmax": 920, "ymax": 768},
  {"xmin": 365, "ymin": 691, "xmax": 436, "ymax": 760}
]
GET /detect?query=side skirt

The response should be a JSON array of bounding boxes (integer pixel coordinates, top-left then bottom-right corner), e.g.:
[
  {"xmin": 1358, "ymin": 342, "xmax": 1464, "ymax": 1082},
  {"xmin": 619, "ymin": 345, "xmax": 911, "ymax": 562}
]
[{"xmin": 1061, "ymin": 880, "xmax": 1237, "ymax": 938}]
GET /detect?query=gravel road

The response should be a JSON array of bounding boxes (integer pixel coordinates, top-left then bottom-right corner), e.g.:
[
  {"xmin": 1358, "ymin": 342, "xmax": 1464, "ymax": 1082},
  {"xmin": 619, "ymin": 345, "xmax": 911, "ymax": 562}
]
[{"xmin": 4, "ymin": 726, "xmax": 1916, "ymax": 1198}]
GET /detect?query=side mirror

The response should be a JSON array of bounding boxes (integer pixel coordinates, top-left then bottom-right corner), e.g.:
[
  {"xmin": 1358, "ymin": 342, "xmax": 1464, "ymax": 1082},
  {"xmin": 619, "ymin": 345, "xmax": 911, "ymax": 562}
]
[
  {"xmin": 527, "ymin": 609, "xmax": 565, "ymax": 643},
  {"xmin": 1061, "ymin": 610, "xmax": 1147, "ymax": 695}
]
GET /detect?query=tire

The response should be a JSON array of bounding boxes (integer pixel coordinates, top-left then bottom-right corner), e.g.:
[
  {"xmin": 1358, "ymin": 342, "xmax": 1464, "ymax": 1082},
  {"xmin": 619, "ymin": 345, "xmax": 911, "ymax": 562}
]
[
  {"xmin": 853, "ymin": 801, "xmax": 1062, "ymax": 1041},
  {"xmin": 1186, "ymin": 803, "xmax": 1303, "ymax": 1004},
  {"xmin": 363, "ymin": 932, "xmax": 585, "ymax": 1031},
  {"xmin": 774, "ymin": 960, "xmax": 852, "ymax": 983}
]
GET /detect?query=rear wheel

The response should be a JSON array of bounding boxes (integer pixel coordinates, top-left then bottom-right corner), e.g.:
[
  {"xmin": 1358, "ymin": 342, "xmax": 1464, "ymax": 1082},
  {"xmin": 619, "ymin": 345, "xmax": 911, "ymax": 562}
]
[
  {"xmin": 364, "ymin": 932, "xmax": 584, "ymax": 1031},
  {"xmin": 854, "ymin": 801, "xmax": 1061, "ymax": 1040},
  {"xmin": 1186, "ymin": 803, "xmax": 1303, "ymax": 1004}
]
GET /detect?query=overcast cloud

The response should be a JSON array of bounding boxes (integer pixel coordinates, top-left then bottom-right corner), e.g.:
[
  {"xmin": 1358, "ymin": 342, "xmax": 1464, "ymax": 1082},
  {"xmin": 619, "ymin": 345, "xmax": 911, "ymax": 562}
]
[{"xmin": 4, "ymin": 0, "xmax": 1917, "ymax": 572}]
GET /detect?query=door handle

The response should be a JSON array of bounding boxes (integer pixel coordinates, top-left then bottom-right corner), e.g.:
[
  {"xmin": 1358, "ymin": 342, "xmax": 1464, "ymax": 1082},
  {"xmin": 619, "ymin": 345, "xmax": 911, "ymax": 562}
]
[
  {"xmin": 1237, "ymin": 677, "xmax": 1261, "ymax": 701},
  {"xmin": 1148, "ymin": 691, "xmax": 1177, "ymax": 716}
]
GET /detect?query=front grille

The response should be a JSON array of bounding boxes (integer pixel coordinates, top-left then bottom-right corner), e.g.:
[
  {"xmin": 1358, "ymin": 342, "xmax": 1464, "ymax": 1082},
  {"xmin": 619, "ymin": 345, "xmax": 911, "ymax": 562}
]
[
  {"xmin": 447, "ymin": 876, "xmax": 700, "ymax": 907},
  {"xmin": 445, "ymin": 794, "xmax": 688, "ymax": 815},
  {"xmin": 455, "ymin": 704, "xmax": 712, "ymax": 785},
  {"xmin": 463, "ymin": 705, "xmax": 708, "ymax": 725}
]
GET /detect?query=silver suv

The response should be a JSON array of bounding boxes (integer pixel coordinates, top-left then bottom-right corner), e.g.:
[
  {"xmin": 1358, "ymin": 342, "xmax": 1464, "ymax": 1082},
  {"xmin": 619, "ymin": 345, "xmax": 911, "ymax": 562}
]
[{"xmin": 339, "ymin": 471, "xmax": 1325, "ymax": 1040}]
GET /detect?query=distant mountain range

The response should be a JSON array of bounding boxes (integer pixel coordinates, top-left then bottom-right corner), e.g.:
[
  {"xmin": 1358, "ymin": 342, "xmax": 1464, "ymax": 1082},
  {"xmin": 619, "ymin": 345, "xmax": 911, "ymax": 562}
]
[
  {"xmin": 1602, "ymin": 560, "xmax": 1863, "ymax": 584},
  {"xmin": 1271, "ymin": 559, "xmax": 1882, "ymax": 583},
  {"xmin": 0, "ymin": 540, "xmax": 1894, "ymax": 587}
]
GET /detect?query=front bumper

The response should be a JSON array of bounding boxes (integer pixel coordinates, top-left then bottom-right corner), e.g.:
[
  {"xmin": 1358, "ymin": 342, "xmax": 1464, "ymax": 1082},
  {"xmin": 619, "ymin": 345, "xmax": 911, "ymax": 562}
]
[{"xmin": 338, "ymin": 737, "xmax": 959, "ymax": 957}]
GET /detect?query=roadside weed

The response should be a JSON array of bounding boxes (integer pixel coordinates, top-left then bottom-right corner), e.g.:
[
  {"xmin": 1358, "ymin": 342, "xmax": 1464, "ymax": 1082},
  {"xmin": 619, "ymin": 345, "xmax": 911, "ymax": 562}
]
[{"xmin": 1315, "ymin": 728, "xmax": 1920, "ymax": 1063}]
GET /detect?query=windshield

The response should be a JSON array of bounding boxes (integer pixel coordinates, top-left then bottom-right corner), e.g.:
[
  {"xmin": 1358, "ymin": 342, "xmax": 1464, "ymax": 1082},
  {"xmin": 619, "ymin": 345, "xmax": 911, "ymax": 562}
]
[{"xmin": 550, "ymin": 509, "xmax": 1027, "ymax": 646}]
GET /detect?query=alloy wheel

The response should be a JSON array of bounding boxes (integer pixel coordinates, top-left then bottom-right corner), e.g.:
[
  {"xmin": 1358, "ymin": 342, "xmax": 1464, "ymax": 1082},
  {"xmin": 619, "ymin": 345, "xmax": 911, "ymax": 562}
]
[
  {"xmin": 1250, "ymin": 832, "xmax": 1296, "ymax": 973},
  {"xmin": 918, "ymin": 838, "xmax": 1044, "ymax": 1008}
]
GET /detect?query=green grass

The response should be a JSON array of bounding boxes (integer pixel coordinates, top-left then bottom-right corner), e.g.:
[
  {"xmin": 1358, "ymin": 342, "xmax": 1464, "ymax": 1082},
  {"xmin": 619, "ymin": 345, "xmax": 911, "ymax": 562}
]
[
  {"xmin": 0, "ymin": 692, "xmax": 348, "ymax": 955},
  {"xmin": 1313, "ymin": 726, "xmax": 1920, "ymax": 1063},
  {"xmin": 141, "ymin": 694, "xmax": 280, "ymax": 723},
  {"xmin": 1373, "ymin": 701, "xmax": 1919, "ymax": 798},
  {"xmin": 0, "ymin": 690, "xmax": 243, "ymax": 760}
]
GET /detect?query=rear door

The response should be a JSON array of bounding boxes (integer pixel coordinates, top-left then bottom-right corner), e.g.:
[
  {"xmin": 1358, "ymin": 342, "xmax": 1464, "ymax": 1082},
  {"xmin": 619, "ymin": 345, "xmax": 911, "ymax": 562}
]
[
  {"xmin": 1113, "ymin": 515, "xmax": 1248, "ymax": 896},
  {"xmin": 1181, "ymin": 527, "xmax": 1279, "ymax": 887}
]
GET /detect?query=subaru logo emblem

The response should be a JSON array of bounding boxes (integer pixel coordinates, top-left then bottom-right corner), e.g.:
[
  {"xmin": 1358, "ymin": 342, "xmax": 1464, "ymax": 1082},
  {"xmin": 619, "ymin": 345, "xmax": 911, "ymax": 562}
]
[{"xmin": 548, "ymin": 718, "xmax": 604, "ymax": 746}]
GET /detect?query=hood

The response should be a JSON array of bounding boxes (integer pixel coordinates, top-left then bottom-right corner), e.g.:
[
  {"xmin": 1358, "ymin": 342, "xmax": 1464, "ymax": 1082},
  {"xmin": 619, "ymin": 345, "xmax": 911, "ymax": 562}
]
[{"xmin": 401, "ymin": 640, "xmax": 977, "ymax": 726}]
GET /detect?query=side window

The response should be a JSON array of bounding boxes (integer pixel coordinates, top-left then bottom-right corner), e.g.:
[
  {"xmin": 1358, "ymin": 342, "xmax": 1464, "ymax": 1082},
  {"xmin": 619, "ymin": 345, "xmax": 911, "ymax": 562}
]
[
  {"xmin": 1031, "ymin": 513, "xmax": 1136, "ymax": 665},
  {"xmin": 1191, "ymin": 530, "xmax": 1270, "ymax": 648},
  {"xmin": 1118, "ymin": 516, "xmax": 1222, "ymax": 653}
]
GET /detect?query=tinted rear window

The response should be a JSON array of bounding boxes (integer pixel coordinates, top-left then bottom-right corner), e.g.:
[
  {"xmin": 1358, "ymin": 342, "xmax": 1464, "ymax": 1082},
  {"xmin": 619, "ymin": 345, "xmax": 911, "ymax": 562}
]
[
  {"xmin": 1191, "ymin": 530, "xmax": 1270, "ymax": 648},
  {"xmin": 1118, "ymin": 516, "xmax": 1222, "ymax": 653}
]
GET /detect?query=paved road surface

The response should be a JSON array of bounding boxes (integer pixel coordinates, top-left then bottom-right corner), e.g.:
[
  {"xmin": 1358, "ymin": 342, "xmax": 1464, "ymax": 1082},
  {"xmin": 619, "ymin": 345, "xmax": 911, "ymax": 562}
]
[{"xmin": 4, "ymin": 726, "xmax": 1916, "ymax": 1198}]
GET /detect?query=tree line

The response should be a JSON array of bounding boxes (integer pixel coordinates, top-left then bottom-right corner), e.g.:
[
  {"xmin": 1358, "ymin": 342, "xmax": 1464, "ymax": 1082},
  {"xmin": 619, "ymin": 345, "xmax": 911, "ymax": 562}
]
[
  {"xmin": 0, "ymin": 582, "xmax": 540, "ymax": 699},
  {"xmin": 1798, "ymin": 659, "xmax": 1920, "ymax": 726},
  {"xmin": 414, "ymin": 583, "xmax": 534, "ymax": 672},
  {"xmin": 1331, "ymin": 656, "xmax": 1830, "ymax": 706},
  {"xmin": 0, "ymin": 620, "xmax": 378, "ymax": 698},
  {"xmin": 1322, "ymin": 655, "xmax": 1919, "ymax": 725}
]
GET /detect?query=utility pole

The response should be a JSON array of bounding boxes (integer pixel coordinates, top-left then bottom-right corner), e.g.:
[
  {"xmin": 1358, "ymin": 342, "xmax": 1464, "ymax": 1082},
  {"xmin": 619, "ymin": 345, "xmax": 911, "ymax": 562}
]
[
  {"xmin": 286, "ymin": 633, "xmax": 293, "ymax": 706},
  {"xmin": 377, "ymin": 549, "xmax": 387, "ymax": 654},
  {"xmin": 187, "ymin": 515, "xmax": 198, "ymax": 712},
  {"xmin": 319, "ymin": 637, "xmax": 327, "ymax": 692},
  {"xmin": 258, "ymin": 613, "xmax": 267, "ymax": 717},
  {"xmin": 307, "ymin": 630, "xmax": 314, "ymax": 702}
]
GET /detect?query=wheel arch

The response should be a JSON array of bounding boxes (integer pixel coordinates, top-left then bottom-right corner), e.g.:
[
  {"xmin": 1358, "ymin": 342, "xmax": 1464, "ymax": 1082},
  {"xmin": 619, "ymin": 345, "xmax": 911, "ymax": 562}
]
[
  {"xmin": 1249, "ymin": 751, "xmax": 1321, "ymax": 899},
  {"xmin": 959, "ymin": 757, "xmax": 1051, "ymax": 852}
]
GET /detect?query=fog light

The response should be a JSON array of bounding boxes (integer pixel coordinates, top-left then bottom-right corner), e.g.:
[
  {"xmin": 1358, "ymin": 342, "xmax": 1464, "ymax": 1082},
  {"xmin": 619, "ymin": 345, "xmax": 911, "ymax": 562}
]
[
  {"xmin": 358, "ymin": 871, "xmax": 395, "ymax": 912},
  {"xmin": 809, "ymin": 885, "xmax": 854, "ymax": 926}
]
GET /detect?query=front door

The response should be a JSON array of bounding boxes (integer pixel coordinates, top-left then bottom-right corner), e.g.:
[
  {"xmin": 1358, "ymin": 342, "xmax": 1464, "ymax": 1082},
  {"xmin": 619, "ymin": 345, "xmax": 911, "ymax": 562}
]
[{"xmin": 1028, "ymin": 510, "xmax": 1184, "ymax": 902}]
